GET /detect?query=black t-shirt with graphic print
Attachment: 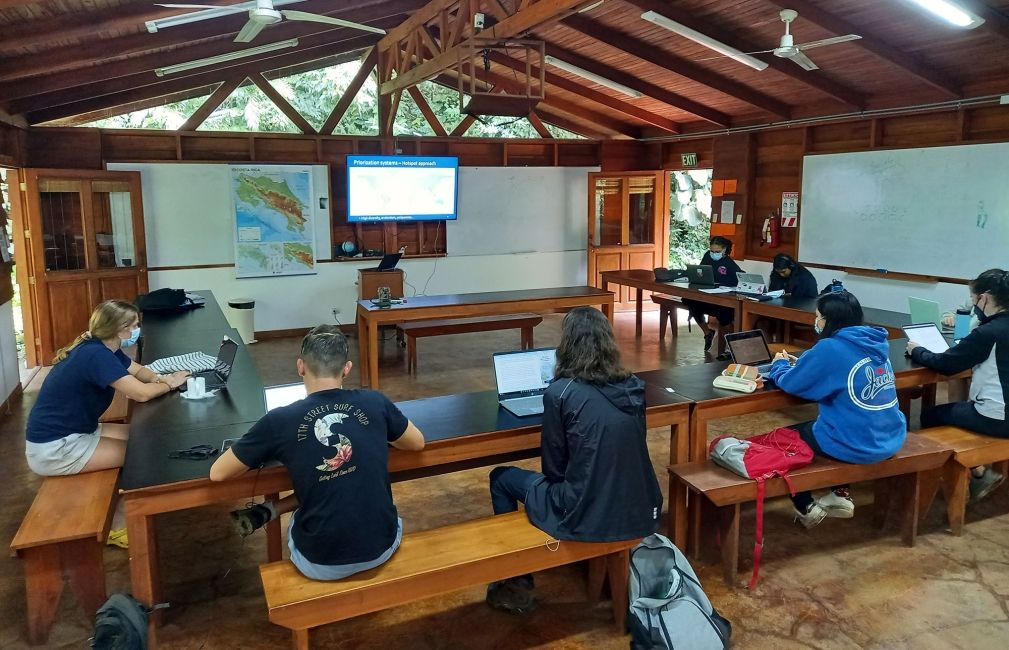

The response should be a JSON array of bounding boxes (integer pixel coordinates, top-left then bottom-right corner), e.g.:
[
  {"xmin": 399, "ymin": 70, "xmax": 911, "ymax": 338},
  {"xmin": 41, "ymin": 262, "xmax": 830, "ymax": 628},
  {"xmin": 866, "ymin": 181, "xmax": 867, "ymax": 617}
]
[{"xmin": 232, "ymin": 387, "xmax": 409, "ymax": 566}]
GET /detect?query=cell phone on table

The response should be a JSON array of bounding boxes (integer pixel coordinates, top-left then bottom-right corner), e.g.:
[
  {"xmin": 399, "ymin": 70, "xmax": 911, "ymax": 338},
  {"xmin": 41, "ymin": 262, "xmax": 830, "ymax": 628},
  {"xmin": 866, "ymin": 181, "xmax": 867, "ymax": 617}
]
[{"xmin": 221, "ymin": 438, "xmax": 237, "ymax": 453}]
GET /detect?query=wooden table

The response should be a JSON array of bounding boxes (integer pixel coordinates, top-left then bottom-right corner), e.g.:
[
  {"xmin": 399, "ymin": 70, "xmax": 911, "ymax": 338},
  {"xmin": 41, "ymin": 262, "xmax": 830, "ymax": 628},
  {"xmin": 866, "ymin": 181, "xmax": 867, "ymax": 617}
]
[
  {"xmin": 355, "ymin": 287, "xmax": 615, "ymax": 389},
  {"xmin": 601, "ymin": 269, "xmax": 741, "ymax": 337},
  {"xmin": 739, "ymin": 294, "xmax": 910, "ymax": 338}
]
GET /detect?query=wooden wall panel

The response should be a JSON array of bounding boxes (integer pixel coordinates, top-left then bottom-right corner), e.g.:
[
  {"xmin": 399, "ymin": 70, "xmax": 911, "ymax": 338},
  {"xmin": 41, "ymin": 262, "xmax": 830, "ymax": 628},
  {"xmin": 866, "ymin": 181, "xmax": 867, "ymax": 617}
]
[
  {"xmin": 966, "ymin": 106, "xmax": 1009, "ymax": 141},
  {"xmin": 180, "ymin": 134, "xmax": 252, "ymax": 161},
  {"xmin": 807, "ymin": 122, "xmax": 871, "ymax": 153},
  {"xmin": 660, "ymin": 138, "xmax": 714, "ymax": 170},
  {"xmin": 880, "ymin": 113, "xmax": 960, "ymax": 148},
  {"xmin": 0, "ymin": 121, "xmax": 26, "ymax": 166},
  {"xmin": 557, "ymin": 143, "xmax": 600, "ymax": 167},
  {"xmin": 103, "ymin": 133, "xmax": 179, "ymax": 161},
  {"xmin": 27, "ymin": 128, "xmax": 102, "ymax": 169},
  {"xmin": 506, "ymin": 143, "xmax": 554, "ymax": 167},
  {"xmin": 253, "ymin": 136, "xmax": 318, "ymax": 162}
]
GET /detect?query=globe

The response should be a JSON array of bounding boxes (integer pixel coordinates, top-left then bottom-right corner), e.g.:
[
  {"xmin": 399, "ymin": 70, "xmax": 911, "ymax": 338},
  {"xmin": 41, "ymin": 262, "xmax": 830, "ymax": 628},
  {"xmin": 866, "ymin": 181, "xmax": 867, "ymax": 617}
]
[{"xmin": 340, "ymin": 241, "xmax": 357, "ymax": 256}]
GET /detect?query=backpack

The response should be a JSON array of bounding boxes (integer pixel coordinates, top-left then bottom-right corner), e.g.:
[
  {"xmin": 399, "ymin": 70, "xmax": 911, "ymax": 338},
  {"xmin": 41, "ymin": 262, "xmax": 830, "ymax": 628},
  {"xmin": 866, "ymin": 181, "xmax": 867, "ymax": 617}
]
[
  {"xmin": 90, "ymin": 593, "xmax": 149, "ymax": 650},
  {"xmin": 709, "ymin": 427, "xmax": 814, "ymax": 589},
  {"xmin": 628, "ymin": 533, "xmax": 731, "ymax": 650},
  {"xmin": 136, "ymin": 288, "xmax": 203, "ymax": 312}
]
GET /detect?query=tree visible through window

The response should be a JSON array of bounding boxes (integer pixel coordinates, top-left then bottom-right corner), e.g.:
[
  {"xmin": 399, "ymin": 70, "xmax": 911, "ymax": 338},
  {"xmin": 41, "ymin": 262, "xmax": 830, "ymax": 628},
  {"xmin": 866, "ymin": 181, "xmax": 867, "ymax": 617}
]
[{"xmin": 668, "ymin": 169, "xmax": 713, "ymax": 269}]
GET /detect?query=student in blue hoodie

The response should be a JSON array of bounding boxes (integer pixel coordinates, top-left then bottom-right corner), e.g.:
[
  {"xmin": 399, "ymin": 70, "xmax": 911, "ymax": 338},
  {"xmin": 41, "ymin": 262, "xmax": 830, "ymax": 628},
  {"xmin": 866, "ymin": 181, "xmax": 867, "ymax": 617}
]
[
  {"xmin": 767, "ymin": 291, "xmax": 907, "ymax": 528},
  {"xmin": 485, "ymin": 307, "xmax": 662, "ymax": 613}
]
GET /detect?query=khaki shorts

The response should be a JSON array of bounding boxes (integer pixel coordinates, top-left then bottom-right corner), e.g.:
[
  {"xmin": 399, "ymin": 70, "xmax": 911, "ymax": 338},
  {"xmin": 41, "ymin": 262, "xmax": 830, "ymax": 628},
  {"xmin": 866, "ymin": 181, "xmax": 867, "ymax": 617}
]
[{"xmin": 25, "ymin": 426, "xmax": 103, "ymax": 476}]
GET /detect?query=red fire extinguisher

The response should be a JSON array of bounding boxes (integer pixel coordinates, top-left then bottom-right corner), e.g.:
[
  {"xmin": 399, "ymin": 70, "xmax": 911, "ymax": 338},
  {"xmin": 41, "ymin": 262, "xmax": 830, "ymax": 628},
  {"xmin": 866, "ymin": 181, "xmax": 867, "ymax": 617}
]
[{"xmin": 762, "ymin": 209, "xmax": 780, "ymax": 248}]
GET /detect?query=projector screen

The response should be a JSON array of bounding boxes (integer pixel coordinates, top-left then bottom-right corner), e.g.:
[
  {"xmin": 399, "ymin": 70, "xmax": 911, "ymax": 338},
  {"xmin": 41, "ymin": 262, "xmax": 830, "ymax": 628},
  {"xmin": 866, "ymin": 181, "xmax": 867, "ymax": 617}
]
[{"xmin": 347, "ymin": 155, "xmax": 458, "ymax": 222}]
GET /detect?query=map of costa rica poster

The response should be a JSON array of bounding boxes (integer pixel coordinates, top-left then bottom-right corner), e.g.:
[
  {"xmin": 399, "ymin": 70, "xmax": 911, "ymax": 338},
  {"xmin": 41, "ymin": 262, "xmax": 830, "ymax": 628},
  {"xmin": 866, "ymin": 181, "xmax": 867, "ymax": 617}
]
[{"xmin": 231, "ymin": 165, "xmax": 316, "ymax": 278}]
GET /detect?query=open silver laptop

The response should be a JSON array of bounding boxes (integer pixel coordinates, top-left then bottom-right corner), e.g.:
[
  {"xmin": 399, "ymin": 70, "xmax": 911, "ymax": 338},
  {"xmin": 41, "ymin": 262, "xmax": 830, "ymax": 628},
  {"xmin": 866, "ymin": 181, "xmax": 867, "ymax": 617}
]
[
  {"xmin": 724, "ymin": 329, "xmax": 777, "ymax": 374},
  {"xmin": 264, "ymin": 382, "xmax": 307, "ymax": 411},
  {"xmin": 736, "ymin": 272, "xmax": 767, "ymax": 296},
  {"xmin": 493, "ymin": 348, "xmax": 556, "ymax": 417}
]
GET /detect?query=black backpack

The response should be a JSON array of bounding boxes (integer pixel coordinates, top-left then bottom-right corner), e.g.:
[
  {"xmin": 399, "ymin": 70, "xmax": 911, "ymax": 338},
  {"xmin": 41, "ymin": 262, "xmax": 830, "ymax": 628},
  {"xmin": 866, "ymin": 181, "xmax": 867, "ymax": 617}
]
[
  {"xmin": 90, "ymin": 593, "xmax": 148, "ymax": 650},
  {"xmin": 136, "ymin": 288, "xmax": 203, "ymax": 312}
]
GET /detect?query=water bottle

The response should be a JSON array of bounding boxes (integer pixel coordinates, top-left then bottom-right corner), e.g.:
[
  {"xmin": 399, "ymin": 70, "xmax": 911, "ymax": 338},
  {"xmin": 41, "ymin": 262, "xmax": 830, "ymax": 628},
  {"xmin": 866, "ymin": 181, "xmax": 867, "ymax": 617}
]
[{"xmin": 954, "ymin": 308, "xmax": 971, "ymax": 341}]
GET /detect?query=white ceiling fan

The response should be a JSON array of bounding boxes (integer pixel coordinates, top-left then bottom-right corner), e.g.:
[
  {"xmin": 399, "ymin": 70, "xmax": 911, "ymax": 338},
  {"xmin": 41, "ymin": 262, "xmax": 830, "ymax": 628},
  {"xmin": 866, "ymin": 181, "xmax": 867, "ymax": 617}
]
[
  {"xmin": 150, "ymin": 0, "xmax": 387, "ymax": 43},
  {"xmin": 756, "ymin": 9, "xmax": 861, "ymax": 70}
]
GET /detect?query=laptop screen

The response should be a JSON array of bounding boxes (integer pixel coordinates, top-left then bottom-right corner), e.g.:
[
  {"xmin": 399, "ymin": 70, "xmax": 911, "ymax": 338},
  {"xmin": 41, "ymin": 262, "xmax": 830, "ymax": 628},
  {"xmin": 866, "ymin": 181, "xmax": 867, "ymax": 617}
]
[
  {"xmin": 725, "ymin": 330, "xmax": 772, "ymax": 365},
  {"xmin": 493, "ymin": 348, "xmax": 556, "ymax": 397},
  {"xmin": 264, "ymin": 383, "xmax": 307, "ymax": 411},
  {"xmin": 213, "ymin": 337, "xmax": 239, "ymax": 379},
  {"xmin": 902, "ymin": 323, "xmax": 950, "ymax": 354}
]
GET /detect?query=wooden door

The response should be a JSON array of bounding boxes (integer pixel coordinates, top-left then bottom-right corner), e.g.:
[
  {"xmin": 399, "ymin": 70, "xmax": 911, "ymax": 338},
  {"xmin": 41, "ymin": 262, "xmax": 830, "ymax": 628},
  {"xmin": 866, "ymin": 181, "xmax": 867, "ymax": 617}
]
[
  {"xmin": 587, "ymin": 171, "xmax": 669, "ymax": 311},
  {"xmin": 16, "ymin": 169, "xmax": 148, "ymax": 364}
]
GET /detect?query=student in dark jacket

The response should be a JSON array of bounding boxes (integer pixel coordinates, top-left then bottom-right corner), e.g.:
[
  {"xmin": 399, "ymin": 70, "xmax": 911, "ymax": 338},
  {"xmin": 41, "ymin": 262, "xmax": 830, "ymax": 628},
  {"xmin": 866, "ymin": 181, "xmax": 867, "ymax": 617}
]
[
  {"xmin": 769, "ymin": 253, "xmax": 818, "ymax": 298},
  {"xmin": 485, "ymin": 307, "xmax": 662, "ymax": 613},
  {"xmin": 908, "ymin": 268, "xmax": 1009, "ymax": 501},
  {"xmin": 682, "ymin": 236, "xmax": 742, "ymax": 359}
]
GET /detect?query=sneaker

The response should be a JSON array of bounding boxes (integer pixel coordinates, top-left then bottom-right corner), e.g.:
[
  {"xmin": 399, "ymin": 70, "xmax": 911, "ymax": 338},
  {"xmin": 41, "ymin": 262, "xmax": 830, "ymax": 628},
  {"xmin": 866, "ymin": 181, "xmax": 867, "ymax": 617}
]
[
  {"xmin": 107, "ymin": 528, "xmax": 129, "ymax": 549},
  {"xmin": 486, "ymin": 578, "xmax": 538, "ymax": 614},
  {"xmin": 793, "ymin": 502, "xmax": 827, "ymax": 529},
  {"xmin": 817, "ymin": 488, "xmax": 855, "ymax": 519},
  {"xmin": 703, "ymin": 331, "xmax": 716, "ymax": 352},
  {"xmin": 969, "ymin": 467, "xmax": 1006, "ymax": 503},
  {"xmin": 230, "ymin": 503, "xmax": 273, "ymax": 538}
]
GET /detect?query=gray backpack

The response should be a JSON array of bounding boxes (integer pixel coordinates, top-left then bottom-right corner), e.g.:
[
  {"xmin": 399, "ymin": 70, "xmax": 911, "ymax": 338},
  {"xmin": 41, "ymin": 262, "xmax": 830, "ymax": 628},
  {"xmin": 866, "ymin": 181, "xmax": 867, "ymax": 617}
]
[{"xmin": 628, "ymin": 534, "xmax": 731, "ymax": 650}]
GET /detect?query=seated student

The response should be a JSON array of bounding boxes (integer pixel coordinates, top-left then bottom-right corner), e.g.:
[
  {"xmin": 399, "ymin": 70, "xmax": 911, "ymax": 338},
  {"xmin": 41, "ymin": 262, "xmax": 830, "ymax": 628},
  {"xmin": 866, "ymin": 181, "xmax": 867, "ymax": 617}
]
[
  {"xmin": 908, "ymin": 268, "xmax": 1009, "ymax": 501},
  {"xmin": 769, "ymin": 253, "xmax": 818, "ymax": 298},
  {"xmin": 767, "ymin": 291, "xmax": 907, "ymax": 528},
  {"xmin": 485, "ymin": 307, "xmax": 662, "ymax": 613},
  {"xmin": 210, "ymin": 326, "xmax": 424, "ymax": 580},
  {"xmin": 682, "ymin": 236, "xmax": 742, "ymax": 359},
  {"xmin": 26, "ymin": 300, "xmax": 191, "ymax": 548}
]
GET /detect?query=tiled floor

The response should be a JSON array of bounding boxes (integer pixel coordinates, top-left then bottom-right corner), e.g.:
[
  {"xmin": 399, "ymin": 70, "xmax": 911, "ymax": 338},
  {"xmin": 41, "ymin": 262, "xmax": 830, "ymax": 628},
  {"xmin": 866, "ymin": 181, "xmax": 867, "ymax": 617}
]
[{"xmin": 2, "ymin": 311, "xmax": 1008, "ymax": 649}]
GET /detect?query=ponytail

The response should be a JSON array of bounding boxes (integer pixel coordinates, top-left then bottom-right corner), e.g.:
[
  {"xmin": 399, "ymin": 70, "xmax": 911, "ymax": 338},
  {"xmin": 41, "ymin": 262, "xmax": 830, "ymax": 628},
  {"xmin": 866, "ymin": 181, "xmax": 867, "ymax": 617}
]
[{"xmin": 52, "ymin": 300, "xmax": 138, "ymax": 364}]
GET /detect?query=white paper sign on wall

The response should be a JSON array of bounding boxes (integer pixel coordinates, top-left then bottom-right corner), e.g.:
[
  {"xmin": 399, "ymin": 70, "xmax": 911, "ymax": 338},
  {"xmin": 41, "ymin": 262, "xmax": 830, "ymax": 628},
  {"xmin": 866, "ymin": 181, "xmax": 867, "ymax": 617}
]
[{"xmin": 781, "ymin": 191, "xmax": 799, "ymax": 227}]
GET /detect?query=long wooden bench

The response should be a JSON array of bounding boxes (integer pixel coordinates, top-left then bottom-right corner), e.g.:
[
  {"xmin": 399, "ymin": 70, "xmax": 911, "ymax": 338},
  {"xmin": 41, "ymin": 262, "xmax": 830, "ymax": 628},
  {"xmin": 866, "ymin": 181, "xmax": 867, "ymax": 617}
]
[
  {"xmin": 260, "ymin": 511, "xmax": 637, "ymax": 650},
  {"xmin": 398, "ymin": 313, "xmax": 543, "ymax": 373},
  {"xmin": 10, "ymin": 468, "xmax": 119, "ymax": 644},
  {"xmin": 668, "ymin": 435, "xmax": 951, "ymax": 586},
  {"xmin": 917, "ymin": 425, "xmax": 1009, "ymax": 535}
]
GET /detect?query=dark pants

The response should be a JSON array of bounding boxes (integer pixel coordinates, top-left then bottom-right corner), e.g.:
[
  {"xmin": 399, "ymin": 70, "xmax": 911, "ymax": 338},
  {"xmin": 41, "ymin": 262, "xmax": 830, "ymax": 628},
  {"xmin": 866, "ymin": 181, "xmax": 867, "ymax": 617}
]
[
  {"xmin": 789, "ymin": 420, "xmax": 849, "ymax": 513},
  {"xmin": 681, "ymin": 299, "xmax": 735, "ymax": 327},
  {"xmin": 489, "ymin": 467, "xmax": 543, "ymax": 586},
  {"xmin": 921, "ymin": 401, "xmax": 1009, "ymax": 439}
]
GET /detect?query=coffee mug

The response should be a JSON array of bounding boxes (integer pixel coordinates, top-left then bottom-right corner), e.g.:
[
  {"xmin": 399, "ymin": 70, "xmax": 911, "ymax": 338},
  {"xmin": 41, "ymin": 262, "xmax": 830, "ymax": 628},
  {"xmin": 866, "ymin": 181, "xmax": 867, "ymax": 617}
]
[{"xmin": 186, "ymin": 377, "xmax": 206, "ymax": 397}]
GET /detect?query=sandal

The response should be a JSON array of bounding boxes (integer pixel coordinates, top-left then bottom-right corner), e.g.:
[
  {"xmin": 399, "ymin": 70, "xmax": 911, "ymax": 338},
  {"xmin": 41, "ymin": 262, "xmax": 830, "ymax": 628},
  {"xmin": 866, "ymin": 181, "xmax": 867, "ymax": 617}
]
[{"xmin": 716, "ymin": 352, "xmax": 731, "ymax": 361}]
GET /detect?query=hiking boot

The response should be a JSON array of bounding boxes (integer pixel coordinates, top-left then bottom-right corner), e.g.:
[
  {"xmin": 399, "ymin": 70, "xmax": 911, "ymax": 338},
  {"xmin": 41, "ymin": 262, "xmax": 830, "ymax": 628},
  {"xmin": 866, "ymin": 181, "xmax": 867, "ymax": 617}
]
[
  {"xmin": 230, "ymin": 503, "xmax": 273, "ymax": 538},
  {"xmin": 107, "ymin": 527, "xmax": 129, "ymax": 549},
  {"xmin": 969, "ymin": 467, "xmax": 1006, "ymax": 503},
  {"xmin": 486, "ymin": 578, "xmax": 538, "ymax": 614},
  {"xmin": 793, "ymin": 502, "xmax": 827, "ymax": 529},
  {"xmin": 817, "ymin": 488, "xmax": 855, "ymax": 519}
]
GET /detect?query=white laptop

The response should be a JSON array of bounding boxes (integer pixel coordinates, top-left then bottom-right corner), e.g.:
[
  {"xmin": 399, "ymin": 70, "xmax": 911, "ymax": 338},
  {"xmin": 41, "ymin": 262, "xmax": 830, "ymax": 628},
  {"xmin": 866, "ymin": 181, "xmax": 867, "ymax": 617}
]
[
  {"xmin": 902, "ymin": 323, "xmax": 950, "ymax": 354},
  {"xmin": 264, "ymin": 382, "xmax": 307, "ymax": 411},
  {"xmin": 493, "ymin": 348, "xmax": 557, "ymax": 417},
  {"xmin": 736, "ymin": 272, "xmax": 767, "ymax": 295}
]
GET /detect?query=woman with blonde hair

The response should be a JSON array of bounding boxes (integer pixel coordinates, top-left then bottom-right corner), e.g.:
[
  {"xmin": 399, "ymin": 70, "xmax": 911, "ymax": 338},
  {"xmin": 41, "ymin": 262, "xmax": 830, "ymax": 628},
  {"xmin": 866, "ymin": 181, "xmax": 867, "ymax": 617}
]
[{"xmin": 26, "ymin": 300, "xmax": 189, "ymax": 485}]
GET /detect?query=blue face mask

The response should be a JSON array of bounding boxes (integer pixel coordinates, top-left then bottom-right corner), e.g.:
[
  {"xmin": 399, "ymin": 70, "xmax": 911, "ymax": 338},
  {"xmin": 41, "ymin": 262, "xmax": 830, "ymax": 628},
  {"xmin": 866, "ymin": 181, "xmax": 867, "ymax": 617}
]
[
  {"xmin": 122, "ymin": 326, "xmax": 141, "ymax": 347},
  {"xmin": 709, "ymin": 251, "xmax": 724, "ymax": 261}
]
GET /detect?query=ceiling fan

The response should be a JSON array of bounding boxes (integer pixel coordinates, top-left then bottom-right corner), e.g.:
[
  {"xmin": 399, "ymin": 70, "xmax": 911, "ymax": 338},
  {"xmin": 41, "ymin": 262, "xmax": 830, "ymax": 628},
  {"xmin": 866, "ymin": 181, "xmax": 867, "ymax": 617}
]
[
  {"xmin": 151, "ymin": 0, "xmax": 387, "ymax": 43},
  {"xmin": 755, "ymin": 9, "xmax": 861, "ymax": 70}
]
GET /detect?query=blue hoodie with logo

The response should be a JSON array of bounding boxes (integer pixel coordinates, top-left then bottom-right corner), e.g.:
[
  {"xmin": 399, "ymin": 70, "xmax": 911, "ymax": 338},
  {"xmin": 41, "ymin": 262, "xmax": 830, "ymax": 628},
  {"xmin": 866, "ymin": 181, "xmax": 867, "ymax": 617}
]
[{"xmin": 766, "ymin": 325, "xmax": 906, "ymax": 463}]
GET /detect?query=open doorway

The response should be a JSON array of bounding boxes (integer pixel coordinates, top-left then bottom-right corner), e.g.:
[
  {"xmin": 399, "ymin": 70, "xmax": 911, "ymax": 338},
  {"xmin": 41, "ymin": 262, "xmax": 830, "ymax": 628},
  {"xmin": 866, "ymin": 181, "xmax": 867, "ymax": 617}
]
[
  {"xmin": 0, "ymin": 168, "xmax": 32, "ymax": 385},
  {"xmin": 668, "ymin": 169, "xmax": 713, "ymax": 268}
]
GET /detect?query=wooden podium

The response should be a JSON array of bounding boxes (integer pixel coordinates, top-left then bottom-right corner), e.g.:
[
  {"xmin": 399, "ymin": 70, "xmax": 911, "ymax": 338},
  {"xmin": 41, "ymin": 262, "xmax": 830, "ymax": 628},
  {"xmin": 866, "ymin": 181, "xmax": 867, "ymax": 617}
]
[{"xmin": 358, "ymin": 269, "xmax": 404, "ymax": 301}]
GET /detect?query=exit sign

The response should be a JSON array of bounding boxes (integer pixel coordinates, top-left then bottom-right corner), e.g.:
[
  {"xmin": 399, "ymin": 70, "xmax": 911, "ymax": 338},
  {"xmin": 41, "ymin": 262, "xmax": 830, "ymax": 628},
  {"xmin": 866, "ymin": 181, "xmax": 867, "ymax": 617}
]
[{"xmin": 680, "ymin": 152, "xmax": 698, "ymax": 166}]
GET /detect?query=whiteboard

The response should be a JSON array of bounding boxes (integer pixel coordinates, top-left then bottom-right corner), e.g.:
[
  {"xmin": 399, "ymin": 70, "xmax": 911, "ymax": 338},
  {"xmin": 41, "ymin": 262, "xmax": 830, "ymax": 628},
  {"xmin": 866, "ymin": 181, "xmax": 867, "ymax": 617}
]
[
  {"xmin": 108, "ymin": 163, "xmax": 331, "ymax": 268},
  {"xmin": 798, "ymin": 143, "xmax": 1009, "ymax": 280},
  {"xmin": 448, "ymin": 166, "xmax": 593, "ymax": 255}
]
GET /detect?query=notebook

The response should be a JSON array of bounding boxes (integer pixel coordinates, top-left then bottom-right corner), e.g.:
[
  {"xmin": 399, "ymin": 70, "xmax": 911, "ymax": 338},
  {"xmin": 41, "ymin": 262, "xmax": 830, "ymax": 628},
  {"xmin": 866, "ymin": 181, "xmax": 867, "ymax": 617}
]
[
  {"xmin": 493, "ymin": 348, "xmax": 556, "ymax": 417},
  {"xmin": 902, "ymin": 323, "xmax": 951, "ymax": 354},
  {"xmin": 908, "ymin": 297, "xmax": 944, "ymax": 330},
  {"xmin": 685, "ymin": 264, "xmax": 716, "ymax": 287},
  {"xmin": 190, "ymin": 337, "xmax": 238, "ymax": 390},
  {"xmin": 264, "ymin": 382, "xmax": 307, "ymax": 411},
  {"xmin": 724, "ymin": 329, "xmax": 777, "ymax": 374}
]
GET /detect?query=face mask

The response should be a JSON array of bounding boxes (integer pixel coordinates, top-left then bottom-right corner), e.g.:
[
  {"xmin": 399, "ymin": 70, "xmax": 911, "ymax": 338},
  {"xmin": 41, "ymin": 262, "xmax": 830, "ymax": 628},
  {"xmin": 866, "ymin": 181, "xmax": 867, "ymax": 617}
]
[
  {"xmin": 122, "ymin": 326, "xmax": 141, "ymax": 347},
  {"xmin": 973, "ymin": 295, "xmax": 989, "ymax": 323},
  {"xmin": 709, "ymin": 251, "xmax": 724, "ymax": 261}
]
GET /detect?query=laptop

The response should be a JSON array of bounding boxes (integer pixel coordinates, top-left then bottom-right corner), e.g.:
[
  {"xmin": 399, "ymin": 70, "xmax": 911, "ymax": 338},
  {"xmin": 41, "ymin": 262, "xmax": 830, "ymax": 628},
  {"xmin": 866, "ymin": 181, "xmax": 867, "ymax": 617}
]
[
  {"xmin": 493, "ymin": 348, "xmax": 557, "ymax": 417},
  {"xmin": 735, "ymin": 272, "xmax": 767, "ymax": 296},
  {"xmin": 371, "ymin": 251, "xmax": 402, "ymax": 272},
  {"xmin": 902, "ymin": 323, "xmax": 951, "ymax": 354},
  {"xmin": 685, "ymin": 264, "xmax": 716, "ymax": 287},
  {"xmin": 724, "ymin": 329, "xmax": 777, "ymax": 374},
  {"xmin": 908, "ymin": 297, "xmax": 944, "ymax": 330},
  {"xmin": 191, "ymin": 337, "xmax": 238, "ymax": 390},
  {"xmin": 264, "ymin": 382, "xmax": 307, "ymax": 411}
]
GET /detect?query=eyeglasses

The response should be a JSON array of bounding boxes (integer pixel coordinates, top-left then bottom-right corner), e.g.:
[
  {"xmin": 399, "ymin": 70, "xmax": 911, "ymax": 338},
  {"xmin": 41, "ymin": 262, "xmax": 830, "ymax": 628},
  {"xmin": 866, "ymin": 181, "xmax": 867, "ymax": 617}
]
[{"xmin": 168, "ymin": 444, "xmax": 219, "ymax": 460}]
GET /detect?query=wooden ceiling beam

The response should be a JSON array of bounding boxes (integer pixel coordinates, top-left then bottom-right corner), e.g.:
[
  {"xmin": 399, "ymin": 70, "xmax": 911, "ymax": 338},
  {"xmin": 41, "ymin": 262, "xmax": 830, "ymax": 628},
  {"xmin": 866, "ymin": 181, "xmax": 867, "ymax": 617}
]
[
  {"xmin": 378, "ymin": 0, "xmax": 587, "ymax": 95},
  {"xmin": 527, "ymin": 112, "xmax": 553, "ymax": 138},
  {"xmin": 764, "ymin": 0, "xmax": 961, "ymax": 99},
  {"xmin": 560, "ymin": 15, "xmax": 791, "ymax": 118},
  {"xmin": 249, "ymin": 73, "xmax": 318, "ymax": 134},
  {"xmin": 626, "ymin": 0, "xmax": 866, "ymax": 109},
  {"xmin": 0, "ymin": 5, "xmax": 413, "ymax": 104},
  {"xmin": 178, "ymin": 77, "xmax": 247, "ymax": 131},
  {"xmin": 22, "ymin": 36, "xmax": 379, "ymax": 124},
  {"xmin": 321, "ymin": 48, "xmax": 378, "ymax": 134},
  {"xmin": 407, "ymin": 86, "xmax": 449, "ymax": 136},
  {"xmin": 449, "ymin": 113, "xmax": 478, "ymax": 136},
  {"xmin": 0, "ymin": 0, "xmax": 407, "ymax": 84},
  {"xmin": 544, "ymin": 44, "xmax": 731, "ymax": 126},
  {"xmin": 42, "ymin": 85, "xmax": 223, "ymax": 127},
  {"xmin": 532, "ymin": 106, "xmax": 609, "ymax": 139},
  {"xmin": 489, "ymin": 52, "xmax": 679, "ymax": 133}
]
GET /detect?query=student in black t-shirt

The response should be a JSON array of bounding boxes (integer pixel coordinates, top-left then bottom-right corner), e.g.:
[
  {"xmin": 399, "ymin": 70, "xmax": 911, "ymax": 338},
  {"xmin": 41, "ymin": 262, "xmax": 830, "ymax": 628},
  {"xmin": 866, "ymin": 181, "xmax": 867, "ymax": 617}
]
[
  {"xmin": 681, "ymin": 236, "xmax": 742, "ymax": 359},
  {"xmin": 210, "ymin": 326, "xmax": 424, "ymax": 580},
  {"xmin": 769, "ymin": 253, "xmax": 818, "ymax": 298}
]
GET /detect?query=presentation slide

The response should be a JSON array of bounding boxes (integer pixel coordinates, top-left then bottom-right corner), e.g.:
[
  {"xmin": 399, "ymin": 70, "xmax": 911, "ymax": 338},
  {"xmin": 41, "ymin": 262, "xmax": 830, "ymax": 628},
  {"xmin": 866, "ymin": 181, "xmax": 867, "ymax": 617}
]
[{"xmin": 347, "ymin": 155, "xmax": 458, "ymax": 222}]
